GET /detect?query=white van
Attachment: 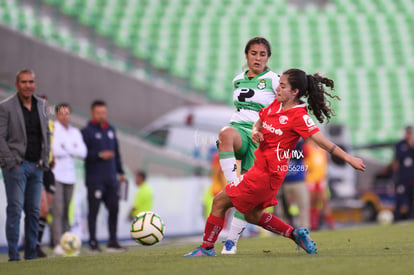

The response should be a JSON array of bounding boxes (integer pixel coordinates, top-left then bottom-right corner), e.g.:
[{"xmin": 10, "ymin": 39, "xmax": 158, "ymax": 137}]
[{"xmin": 141, "ymin": 105, "xmax": 234, "ymax": 162}]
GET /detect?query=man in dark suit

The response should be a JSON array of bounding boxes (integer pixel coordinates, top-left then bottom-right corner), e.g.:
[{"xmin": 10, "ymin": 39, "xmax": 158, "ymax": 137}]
[{"xmin": 0, "ymin": 69, "xmax": 50, "ymax": 261}]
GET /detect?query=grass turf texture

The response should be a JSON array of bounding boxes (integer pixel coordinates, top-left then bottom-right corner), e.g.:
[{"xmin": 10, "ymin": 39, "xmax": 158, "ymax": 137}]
[{"xmin": 1, "ymin": 222, "xmax": 414, "ymax": 275}]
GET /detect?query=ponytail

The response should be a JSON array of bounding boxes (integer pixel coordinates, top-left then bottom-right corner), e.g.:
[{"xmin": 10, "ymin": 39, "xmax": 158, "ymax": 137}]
[
  {"xmin": 283, "ymin": 69, "xmax": 340, "ymax": 123},
  {"xmin": 306, "ymin": 73, "xmax": 338, "ymax": 123}
]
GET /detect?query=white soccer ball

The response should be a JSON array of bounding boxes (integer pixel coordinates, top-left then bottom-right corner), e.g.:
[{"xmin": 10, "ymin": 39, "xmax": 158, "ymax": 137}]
[
  {"xmin": 60, "ymin": 232, "xmax": 81, "ymax": 254},
  {"xmin": 377, "ymin": 210, "xmax": 394, "ymax": 225},
  {"xmin": 130, "ymin": 211, "xmax": 166, "ymax": 245}
]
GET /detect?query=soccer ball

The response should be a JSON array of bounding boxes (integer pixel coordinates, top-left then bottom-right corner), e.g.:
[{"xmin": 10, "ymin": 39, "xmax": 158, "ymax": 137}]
[
  {"xmin": 377, "ymin": 210, "xmax": 394, "ymax": 225},
  {"xmin": 60, "ymin": 232, "xmax": 81, "ymax": 254},
  {"xmin": 130, "ymin": 211, "xmax": 165, "ymax": 245}
]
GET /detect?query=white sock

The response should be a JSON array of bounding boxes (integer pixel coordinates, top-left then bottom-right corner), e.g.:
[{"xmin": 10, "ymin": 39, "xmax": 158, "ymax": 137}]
[
  {"xmin": 227, "ymin": 217, "xmax": 248, "ymax": 243},
  {"xmin": 218, "ymin": 151, "xmax": 237, "ymax": 183}
]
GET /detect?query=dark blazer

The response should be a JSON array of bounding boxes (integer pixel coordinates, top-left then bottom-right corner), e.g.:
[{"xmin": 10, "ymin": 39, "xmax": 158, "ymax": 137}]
[{"xmin": 0, "ymin": 93, "xmax": 50, "ymax": 168}]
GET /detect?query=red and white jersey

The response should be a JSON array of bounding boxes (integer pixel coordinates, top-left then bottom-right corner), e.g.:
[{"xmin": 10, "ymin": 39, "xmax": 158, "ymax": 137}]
[{"xmin": 254, "ymin": 99, "xmax": 320, "ymax": 180}]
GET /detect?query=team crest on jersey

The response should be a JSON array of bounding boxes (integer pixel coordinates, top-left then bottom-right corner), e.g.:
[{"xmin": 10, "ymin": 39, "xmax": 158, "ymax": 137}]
[
  {"xmin": 279, "ymin": 115, "xmax": 288, "ymax": 124},
  {"xmin": 257, "ymin": 79, "xmax": 266, "ymax": 90},
  {"xmin": 107, "ymin": 130, "xmax": 114, "ymax": 139}
]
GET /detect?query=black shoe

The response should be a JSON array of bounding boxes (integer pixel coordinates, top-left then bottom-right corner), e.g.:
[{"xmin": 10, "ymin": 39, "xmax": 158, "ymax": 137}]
[
  {"xmin": 37, "ymin": 245, "xmax": 47, "ymax": 258},
  {"xmin": 8, "ymin": 258, "xmax": 20, "ymax": 262},
  {"xmin": 106, "ymin": 241, "xmax": 127, "ymax": 252},
  {"xmin": 88, "ymin": 240, "xmax": 102, "ymax": 253}
]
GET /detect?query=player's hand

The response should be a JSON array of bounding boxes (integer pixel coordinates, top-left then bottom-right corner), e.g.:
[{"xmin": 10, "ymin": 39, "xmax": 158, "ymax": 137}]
[
  {"xmin": 252, "ymin": 130, "xmax": 264, "ymax": 144},
  {"xmin": 348, "ymin": 157, "xmax": 366, "ymax": 171},
  {"xmin": 99, "ymin": 150, "xmax": 115, "ymax": 160}
]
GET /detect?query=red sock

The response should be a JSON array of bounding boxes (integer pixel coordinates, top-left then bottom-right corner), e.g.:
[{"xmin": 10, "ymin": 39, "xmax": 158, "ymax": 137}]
[
  {"xmin": 310, "ymin": 208, "xmax": 320, "ymax": 230},
  {"xmin": 324, "ymin": 213, "xmax": 336, "ymax": 229},
  {"xmin": 202, "ymin": 214, "xmax": 225, "ymax": 249},
  {"xmin": 258, "ymin": 213, "xmax": 294, "ymax": 239}
]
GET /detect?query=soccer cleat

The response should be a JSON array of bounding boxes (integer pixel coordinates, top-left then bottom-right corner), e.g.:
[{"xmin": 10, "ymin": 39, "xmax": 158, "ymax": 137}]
[
  {"xmin": 292, "ymin": 228, "xmax": 317, "ymax": 254},
  {"xmin": 184, "ymin": 246, "xmax": 217, "ymax": 257},
  {"xmin": 221, "ymin": 240, "xmax": 237, "ymax": 255}
]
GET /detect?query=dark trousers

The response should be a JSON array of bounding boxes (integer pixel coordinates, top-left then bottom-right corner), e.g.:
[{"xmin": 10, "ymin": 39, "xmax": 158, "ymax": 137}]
[
  {"xmin": 87, "ymin": 183, "xmax": 119, "ymax": 243},
  {"xmin": 394, "ymin": 183, "xmax": 414, "ymax": 221}
]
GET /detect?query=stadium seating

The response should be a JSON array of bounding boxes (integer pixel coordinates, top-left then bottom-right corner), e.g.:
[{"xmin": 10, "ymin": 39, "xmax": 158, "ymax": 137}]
[{"xmin": 1, "ymin": 0, "xmax": 413, "ymax": 155}]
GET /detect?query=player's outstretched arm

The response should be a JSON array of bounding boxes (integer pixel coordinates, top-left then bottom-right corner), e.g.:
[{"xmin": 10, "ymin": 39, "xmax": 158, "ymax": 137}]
[
  {"xmin": 251, "ymin": 119, "xmax": 264, "ymax": 144},
  {"xmin": 309, "ymin": 132, "xmax": 366, "ymax": 172}
]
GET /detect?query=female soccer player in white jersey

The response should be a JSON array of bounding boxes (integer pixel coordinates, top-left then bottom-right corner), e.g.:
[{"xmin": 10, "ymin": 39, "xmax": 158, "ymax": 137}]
[
  {"xmin": 185, "ymin": 68, "xmax": 365, "ymax": 257},
  {"xmin": 218, "ymin": 37, "xmax": 280, "ymax": 254}
]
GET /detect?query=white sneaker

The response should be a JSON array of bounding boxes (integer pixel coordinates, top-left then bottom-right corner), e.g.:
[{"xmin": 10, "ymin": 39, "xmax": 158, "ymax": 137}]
[
  {"xmin": 53, "ymin": 245, "xmax": 65, "ymax": 256},
  {"xmin": 221, "ymin": 240, "xmax": 237, "ymax": 255}
]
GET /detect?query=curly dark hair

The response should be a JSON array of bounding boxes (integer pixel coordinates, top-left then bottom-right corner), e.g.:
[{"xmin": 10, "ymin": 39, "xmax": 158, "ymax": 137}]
[{"xmin": 283, "ymin": 68, "xmax": 340, "ymax": 123}]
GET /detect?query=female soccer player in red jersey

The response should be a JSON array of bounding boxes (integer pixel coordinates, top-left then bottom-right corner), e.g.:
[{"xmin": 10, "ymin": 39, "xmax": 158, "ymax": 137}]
[{"xmin": 185, "ymin": 68, "xmax": 366, "ymax": 257}]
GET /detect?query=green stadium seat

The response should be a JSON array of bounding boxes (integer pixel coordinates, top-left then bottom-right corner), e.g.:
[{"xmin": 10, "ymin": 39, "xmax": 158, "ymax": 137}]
[{"xmin": 60, "ymin": 0, "xmax": 82, "ymax": 16}]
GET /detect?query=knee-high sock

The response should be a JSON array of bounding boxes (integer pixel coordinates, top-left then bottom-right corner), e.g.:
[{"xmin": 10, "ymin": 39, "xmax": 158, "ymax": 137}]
[
  {"xmin": 257, "ymin": 213, "xmax": 294, "ymax": 239},
  {"xmin": 323, "ymin": 212, "xmax": 336, "ymax": 229},
  {"xmin": 218, "ymin": 151, "xmax": 237, "ymax": 183},
  {"xmin": 202, "ymin": 214, "xmax": 225, "ymax": 249},
  {"xmin": 310, "ymin": 208, "xmax": 320, "ymax": 230},
  {"xmin": 226, "ymin": 210, "xmax": 247, "ymax": 243}
]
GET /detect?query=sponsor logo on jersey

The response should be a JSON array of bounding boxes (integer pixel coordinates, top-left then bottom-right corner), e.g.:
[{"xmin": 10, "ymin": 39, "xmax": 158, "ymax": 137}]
[
  {"xmin": 263, "ymin": 120, "xmax": 283, "ymax": 135},
  {"xmin": 303, "ymin": 115, "xmax": 316, "ymax": 127},
  {"xmin": 257, "ymin": 79, "xmax": 266, "ymax": 90},
  {"xmin": 279, "ymin": 115, "xmax": 288, "ymax": 124},
  {"xmin": 275, "ymin": 142, "xmax": 304, "ymax": 162}
]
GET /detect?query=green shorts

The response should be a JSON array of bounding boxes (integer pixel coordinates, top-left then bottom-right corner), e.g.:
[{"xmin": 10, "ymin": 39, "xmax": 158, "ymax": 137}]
[{"xmin": 231, "ymin": 121, "xmax": 258, "ymax": 172}]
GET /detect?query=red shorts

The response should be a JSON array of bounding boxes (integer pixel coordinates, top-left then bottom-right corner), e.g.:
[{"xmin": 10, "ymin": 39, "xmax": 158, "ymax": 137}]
[{"xmin": 225, "ymin": 165, "xmax": 284, "ymax": 214}]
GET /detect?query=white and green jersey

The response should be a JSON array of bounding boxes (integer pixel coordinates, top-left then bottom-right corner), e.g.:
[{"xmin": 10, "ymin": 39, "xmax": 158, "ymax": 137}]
[{"xmin": 230, "ymin": 69, "xmax": 279, "ymax": 125}]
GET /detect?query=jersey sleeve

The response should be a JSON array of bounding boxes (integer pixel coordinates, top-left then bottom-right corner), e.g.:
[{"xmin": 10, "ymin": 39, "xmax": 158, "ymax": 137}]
[{"xmin": 294, "ymin": 113, "xmax": 320, "ymax": 139}]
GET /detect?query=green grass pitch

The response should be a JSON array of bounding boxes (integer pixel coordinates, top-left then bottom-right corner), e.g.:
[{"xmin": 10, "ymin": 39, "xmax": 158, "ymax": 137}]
[{"xmin": 1, "ymin": 222, "xmax": 414, "ymax": 275}]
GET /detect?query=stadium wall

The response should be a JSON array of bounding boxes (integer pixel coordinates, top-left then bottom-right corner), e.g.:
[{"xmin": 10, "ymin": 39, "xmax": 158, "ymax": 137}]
[{"xmin": 0, "ymin": 24, "xmax": 205, "ymax": 130}]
